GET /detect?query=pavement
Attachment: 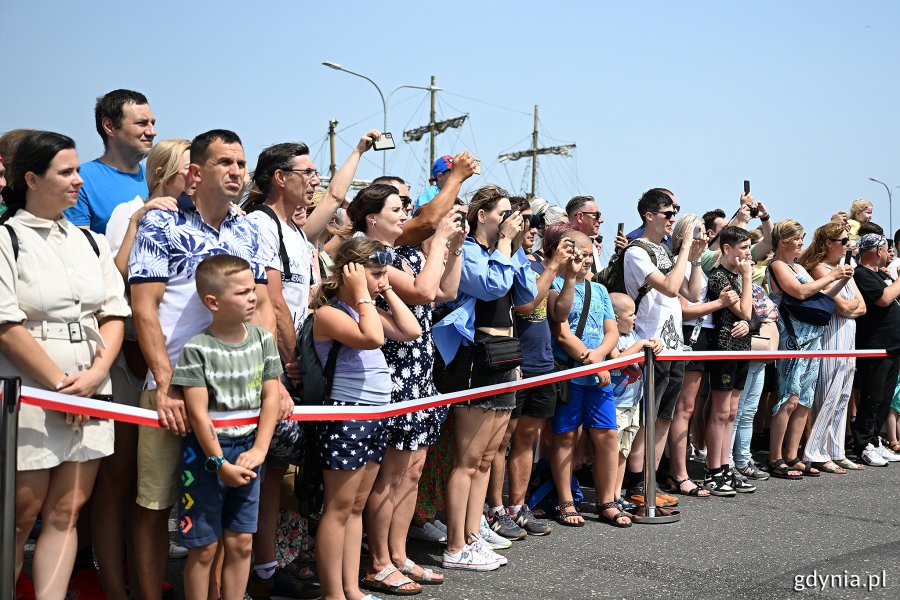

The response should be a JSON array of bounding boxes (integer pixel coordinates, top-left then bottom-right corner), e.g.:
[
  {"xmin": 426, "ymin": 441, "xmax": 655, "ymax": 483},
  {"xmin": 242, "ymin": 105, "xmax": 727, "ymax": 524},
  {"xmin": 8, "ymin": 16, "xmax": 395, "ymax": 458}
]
[{"xmin": 26, "ymin": 452, "xmax": 893, "ymax": 600}]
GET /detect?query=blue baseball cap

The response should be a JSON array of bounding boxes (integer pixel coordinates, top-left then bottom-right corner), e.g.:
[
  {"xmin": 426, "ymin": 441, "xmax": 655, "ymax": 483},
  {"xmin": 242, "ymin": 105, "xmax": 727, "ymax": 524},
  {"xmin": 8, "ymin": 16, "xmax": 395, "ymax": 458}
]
[{"xmin": 431, "ymin": 155, "xmax": 453, "ymax": 180}]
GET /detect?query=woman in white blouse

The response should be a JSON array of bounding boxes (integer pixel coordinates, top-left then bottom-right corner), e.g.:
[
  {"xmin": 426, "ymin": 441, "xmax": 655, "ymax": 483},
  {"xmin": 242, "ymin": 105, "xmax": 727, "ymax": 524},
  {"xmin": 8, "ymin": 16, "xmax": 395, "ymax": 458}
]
[{"xmin": 0, "ymin": 131, "xmax": 129, "ymax": 600}]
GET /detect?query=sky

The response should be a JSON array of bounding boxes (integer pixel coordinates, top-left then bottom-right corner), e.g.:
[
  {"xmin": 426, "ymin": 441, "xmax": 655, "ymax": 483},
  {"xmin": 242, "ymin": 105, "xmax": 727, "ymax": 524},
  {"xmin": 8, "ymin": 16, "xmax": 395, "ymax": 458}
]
[{"xmin": 2, "ymin": 1, "xmax": 898, "ymax": 254}]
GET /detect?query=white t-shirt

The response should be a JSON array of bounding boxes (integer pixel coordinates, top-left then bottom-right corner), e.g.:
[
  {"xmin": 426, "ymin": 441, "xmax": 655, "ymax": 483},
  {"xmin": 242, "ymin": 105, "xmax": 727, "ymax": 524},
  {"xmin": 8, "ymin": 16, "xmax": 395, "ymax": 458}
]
[
  {"xmin": 682, "ymin": 266, "xmax": 713, "ymax": 329},
  {"xmin": 245, "ymin": 209, "xmax": 312, "ymax": 333},
  {"xmin": 104, "ymin": 196, "xmax": 145, "ymax": 344},
  {"xmin": 623, "ymin": 240, "xmax": 684, "ymax": 350},
  {"xmin": 888, "ymin": 257, "xmax": 900, "ymax": 281}
]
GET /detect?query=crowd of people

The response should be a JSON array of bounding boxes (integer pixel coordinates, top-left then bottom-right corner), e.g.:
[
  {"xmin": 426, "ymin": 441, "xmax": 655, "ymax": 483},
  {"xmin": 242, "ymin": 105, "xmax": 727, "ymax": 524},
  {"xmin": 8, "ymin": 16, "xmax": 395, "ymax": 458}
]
[{"xmin": 2, "ymin": 89, "xmax": 900, "ymax": 600}]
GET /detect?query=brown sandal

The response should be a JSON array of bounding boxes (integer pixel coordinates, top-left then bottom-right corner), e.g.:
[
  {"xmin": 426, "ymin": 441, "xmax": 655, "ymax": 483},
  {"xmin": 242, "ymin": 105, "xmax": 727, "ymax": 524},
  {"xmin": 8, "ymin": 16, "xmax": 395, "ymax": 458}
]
[
  {"xmin": 597, "ymin": 501, "xmax": 632, "ymax": 528},
  {"xmin": 554, "ymin": 501, "xmax": 585, "ymax": 527}
]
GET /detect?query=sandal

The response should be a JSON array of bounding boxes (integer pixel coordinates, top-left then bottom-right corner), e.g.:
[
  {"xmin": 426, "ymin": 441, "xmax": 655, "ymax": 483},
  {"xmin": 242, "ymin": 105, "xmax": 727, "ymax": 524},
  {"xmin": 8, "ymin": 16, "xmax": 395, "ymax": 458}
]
[
  {"xmin": 785, "ymin": 457, "xmax": 820, "ymax": 477},
  {"xmin": 397, "ymin": 559, "xmax": 443, "ymax": 585},
  {"xmin": 811, "ymin": 460, "xmax": 847, "ymax": 474},
  {"xmin": 666, "ymin": 476, "xmax": 710, "ymax": 497},
  {"xmin": 889, "ymin": 441, "xmax": 900, "ymax": 454},
  {"xmin": 597, "ymin": 501, "xmax": 632, "ymax": 528},
  {"xmin": 765, "ymin": 459, "xmax": 802, "ymax": 480},
  {"xmin": 835, "ymin": 457, "xmax": 865, "ymax": 470},
  {"xmin": 554, "ymin": 501, "xmax": 585, "ymax": 527},
  {"xmin": 361, "ymin": 565, "xmax": 422, "ymax": 596},
  {"xmin": 282, "ymin": 561, "xmax": 315, "ymax": 581}
]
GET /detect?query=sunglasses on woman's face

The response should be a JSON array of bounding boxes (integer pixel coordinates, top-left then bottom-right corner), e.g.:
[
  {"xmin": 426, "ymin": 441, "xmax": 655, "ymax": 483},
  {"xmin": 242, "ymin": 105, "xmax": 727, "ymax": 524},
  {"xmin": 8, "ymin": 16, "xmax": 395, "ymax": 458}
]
[{"xmin": 830, "ymin": 237, "xmax": 850, "ymax": 245}]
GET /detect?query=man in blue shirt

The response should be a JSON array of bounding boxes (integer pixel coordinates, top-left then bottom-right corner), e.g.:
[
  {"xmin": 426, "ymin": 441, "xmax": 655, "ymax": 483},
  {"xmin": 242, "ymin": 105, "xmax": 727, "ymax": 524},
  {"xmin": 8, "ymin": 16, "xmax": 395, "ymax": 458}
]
[{"xmin": 65, "ymin": 89, "xmax": 156, "ymax": 233}]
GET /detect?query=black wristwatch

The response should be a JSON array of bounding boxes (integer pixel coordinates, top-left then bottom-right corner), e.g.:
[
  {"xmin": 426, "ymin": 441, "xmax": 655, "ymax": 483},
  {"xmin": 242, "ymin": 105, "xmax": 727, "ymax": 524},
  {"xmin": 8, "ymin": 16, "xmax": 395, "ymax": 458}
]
[{"xmin": 204, "ymin": 455, "xmax": 226, "ymax": 473}]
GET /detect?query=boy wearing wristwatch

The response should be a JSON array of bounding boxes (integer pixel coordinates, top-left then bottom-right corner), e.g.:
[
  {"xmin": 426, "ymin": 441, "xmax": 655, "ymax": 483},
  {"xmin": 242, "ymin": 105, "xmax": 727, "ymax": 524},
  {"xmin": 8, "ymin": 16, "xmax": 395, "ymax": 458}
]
[{"xmin": 170, "ymin": 255, "xmax": 282, "ymax": 600}]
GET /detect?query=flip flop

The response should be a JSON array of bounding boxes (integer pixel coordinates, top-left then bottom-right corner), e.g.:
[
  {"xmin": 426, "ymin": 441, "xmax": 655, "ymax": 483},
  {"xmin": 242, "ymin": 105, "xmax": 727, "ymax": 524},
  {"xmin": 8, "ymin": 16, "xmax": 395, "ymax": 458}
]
[
  {"xmin": 812, "ymin": 460, "xmax": 847, "ymax": 474},
  {"xmin": 361, "ymin": 565, "xmax": 422, "ymax": 596},
  {"xmin": 835, "ymin": 457, "xmax": 865, "ymax": 470}
]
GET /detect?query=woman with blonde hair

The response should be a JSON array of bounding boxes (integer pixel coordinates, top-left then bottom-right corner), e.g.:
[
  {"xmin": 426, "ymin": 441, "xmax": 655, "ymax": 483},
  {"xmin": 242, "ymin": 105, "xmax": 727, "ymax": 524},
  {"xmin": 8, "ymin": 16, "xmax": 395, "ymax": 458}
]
[
  {"xmin": 96, "ymin": 138, "xmax": 191, "ymax": 598},
  {"xmin": 764, "ymin": 220, "xmax": 853, "ymax": 479},
  {"xmin": 798, "ymin": 222, "xmax": 866, "ymax": 472}
]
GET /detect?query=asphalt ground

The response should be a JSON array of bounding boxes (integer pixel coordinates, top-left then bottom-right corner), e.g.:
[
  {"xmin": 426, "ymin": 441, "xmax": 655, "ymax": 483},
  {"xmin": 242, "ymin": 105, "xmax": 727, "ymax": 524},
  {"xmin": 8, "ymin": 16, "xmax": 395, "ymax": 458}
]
[{"xmin": 149, "ymin": 451, "xmax": 899, "ymax": 600}]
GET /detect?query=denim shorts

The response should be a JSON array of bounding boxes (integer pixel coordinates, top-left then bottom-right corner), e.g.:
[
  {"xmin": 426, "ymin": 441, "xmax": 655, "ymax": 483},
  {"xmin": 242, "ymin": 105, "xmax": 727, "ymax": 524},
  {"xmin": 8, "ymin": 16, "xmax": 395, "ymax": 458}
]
[
  {"xmin": 552, "ymin": 384, "xmax": 616, "ymax": 434},
  {"xmin": 447, "ymin": 340, "xmax": 516, "ymax": 411},
  {"xmin": 178, "ymin": 432, "xmax": 262, "ymax": 549}
]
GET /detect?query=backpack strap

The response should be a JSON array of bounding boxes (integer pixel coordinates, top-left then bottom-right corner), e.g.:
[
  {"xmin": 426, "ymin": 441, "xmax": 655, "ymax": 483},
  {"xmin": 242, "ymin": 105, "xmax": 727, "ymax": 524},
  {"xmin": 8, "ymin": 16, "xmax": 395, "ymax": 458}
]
[
  {"xmin": 2, "ymin": 224, "xmax": 98, "ymax": 261},
  {"xmin": 323, "ymin": 299, "xmax": 353, "ymax": 392},
  {"xmin": 623, "ymin": 240, "xmax": 660, "ymax": 312},
  {"xmin": 250, "ymin": 204, "xmax": 293, "ymax": 280},
  {"xmin": 568, "ymin": 281, "xmax": 593, "ymax": 367},
  {"xmin": 3, "ymin": 224, "xmax": 18, "ymax": 260}
]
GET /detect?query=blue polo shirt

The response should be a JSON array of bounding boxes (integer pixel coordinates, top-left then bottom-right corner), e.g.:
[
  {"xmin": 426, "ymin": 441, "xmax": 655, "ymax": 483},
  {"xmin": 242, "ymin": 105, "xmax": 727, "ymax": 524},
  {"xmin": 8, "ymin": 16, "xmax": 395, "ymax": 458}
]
[{"xmin": 65, "ymin": 159, "xmax": 148, "ymax": 234}]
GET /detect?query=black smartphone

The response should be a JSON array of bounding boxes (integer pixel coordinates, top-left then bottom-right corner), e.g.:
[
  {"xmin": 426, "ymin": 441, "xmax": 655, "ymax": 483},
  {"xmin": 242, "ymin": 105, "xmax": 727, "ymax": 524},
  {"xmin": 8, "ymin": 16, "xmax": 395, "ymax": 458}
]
[
  {"xmin": 744, "ymin": 180, "xmax": 750, "ymax": 195},
  {"xmin": 692, "ymin": 225, "xmax": 702, "ymax": 240},
  {"xmin": 455, "ymin": 211, "xmax": 466, "ymax": 227},
  {"xmin": 499, "ymin": 209, "xmax": 515, "ymax": 225},
  {"xmin": 373, "ymin": 132, "xmax": 396, "ymax": 151},
  {"xmin": 617, "ymin": 222, "xmax": 625, "ymax": 236},
  {"xmin": 845, "ymin": 248, "xmax": 853, "ymax": 266}
]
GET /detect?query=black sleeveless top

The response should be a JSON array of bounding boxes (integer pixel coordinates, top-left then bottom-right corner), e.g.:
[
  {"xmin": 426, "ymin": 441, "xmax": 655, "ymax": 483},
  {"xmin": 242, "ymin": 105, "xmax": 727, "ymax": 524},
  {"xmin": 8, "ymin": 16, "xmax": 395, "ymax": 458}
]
[{"xmin": 472, "ymin": 241, "xmax": 514, "ymax": 328}]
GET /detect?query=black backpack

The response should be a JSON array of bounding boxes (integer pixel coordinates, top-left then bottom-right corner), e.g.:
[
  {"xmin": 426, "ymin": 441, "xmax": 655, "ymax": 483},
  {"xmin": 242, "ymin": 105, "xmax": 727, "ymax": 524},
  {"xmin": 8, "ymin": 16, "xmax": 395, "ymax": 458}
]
[
  {"xmin": 296, "ymin": 299, "xmax": 351, "ymax": 405},
  {"xmin": 595, "ymin": 239, "xmax": 673, "ymax": 311},
  {"xmin": 3, "ymin": 223, "xmax": 100, "ymax": 260}
]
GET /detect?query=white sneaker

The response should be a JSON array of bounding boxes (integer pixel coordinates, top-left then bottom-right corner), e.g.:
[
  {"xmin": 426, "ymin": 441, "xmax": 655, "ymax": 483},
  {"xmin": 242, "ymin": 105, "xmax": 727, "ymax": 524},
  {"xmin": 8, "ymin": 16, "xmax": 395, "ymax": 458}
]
[
  {"xmin": 469, "ymin": 534, "xmax": 508, "ymax": 566},
  {"xmin": 442, "ymin": 543, "xmax": 501, "ymax": 571},
  {"xmin": 479, "ymin": 515, "xmax": 512, "ymax": 550},
  {"xmin": 862, "ymin": 444, "xmax": 888, "ymax": 467},
  {"xmin": 168, "ymin": 541, "xmax": 189, "ymax": 559},
  {"xmin": 877, "ymin": 444, "xmax": 900, "ymax": 462}
]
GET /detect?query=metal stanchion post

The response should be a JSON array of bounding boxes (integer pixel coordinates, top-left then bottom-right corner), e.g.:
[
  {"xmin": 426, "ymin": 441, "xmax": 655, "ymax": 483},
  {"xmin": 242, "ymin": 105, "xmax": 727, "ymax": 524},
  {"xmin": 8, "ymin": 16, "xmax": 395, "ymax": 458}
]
[
  {"xmin": 1, "ymin": 377, "xmax": 22, "ymax": 600},
  {"xmin": 632, "ymin": 349, "xmax": 680, "ymax": 524}
]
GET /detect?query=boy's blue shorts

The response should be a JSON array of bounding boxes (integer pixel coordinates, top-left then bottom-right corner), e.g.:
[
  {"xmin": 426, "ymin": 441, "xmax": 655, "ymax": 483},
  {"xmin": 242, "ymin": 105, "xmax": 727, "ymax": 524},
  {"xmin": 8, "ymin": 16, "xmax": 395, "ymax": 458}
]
[
  {"xmin": 178, "ymin": 432, "xmax": 262, "ymax": 548},
  {"xmin": 552, "ymin": 383, "xmax": 617, "ymax": 434}
]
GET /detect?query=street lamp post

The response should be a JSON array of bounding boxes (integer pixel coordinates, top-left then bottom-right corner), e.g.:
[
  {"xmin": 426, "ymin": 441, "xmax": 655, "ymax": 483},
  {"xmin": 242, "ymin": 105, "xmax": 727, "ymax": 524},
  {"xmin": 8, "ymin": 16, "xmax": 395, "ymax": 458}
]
[
  {"xmin": 322, "ymin": 62, "xmax": 441, "ymax": 174},
  {"xmin": 869, "ymin": 177, "xmax": 893, "ymax": 236}
]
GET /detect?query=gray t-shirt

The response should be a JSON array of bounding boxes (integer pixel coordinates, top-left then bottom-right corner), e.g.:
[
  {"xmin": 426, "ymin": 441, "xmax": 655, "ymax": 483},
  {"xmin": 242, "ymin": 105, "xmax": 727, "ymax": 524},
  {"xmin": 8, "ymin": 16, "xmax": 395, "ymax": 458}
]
[{"xmin": 172, "ymin": 324, "xmax": 283, "ymax": 437}]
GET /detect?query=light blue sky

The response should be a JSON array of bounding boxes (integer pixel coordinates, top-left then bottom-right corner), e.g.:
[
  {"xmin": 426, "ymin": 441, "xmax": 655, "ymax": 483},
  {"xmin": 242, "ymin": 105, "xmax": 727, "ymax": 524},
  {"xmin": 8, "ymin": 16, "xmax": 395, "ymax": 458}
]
[{"xmin": 2, "ymin": 1, "xmax": 898, "ymax": 247}]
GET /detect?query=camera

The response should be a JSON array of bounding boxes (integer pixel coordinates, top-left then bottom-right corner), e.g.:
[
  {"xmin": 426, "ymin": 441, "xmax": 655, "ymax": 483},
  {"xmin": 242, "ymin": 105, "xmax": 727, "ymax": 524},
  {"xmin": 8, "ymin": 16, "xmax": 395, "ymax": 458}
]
[
  {"xmin": 749, "ymin": 206, "xmax": 759, "ymax": 218},
  {"xmin": 525, "ymin": 212, "xmax": 545, "ymax": 231}
]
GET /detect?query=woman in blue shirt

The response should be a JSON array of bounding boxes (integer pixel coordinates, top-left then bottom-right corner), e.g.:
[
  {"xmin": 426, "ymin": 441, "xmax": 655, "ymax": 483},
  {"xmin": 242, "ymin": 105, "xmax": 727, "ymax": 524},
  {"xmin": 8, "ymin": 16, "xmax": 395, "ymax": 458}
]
[{"xmin": 434, "ymin": 185, "xmax": 537, "ymax": 571}]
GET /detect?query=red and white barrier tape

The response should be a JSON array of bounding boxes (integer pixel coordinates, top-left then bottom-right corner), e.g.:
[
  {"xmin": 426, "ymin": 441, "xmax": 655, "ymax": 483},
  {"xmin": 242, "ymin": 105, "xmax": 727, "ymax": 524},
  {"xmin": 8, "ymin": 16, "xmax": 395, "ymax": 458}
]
[{"xmin": 16, "ymin": 348, "xmax": 888, "ymax": 427}]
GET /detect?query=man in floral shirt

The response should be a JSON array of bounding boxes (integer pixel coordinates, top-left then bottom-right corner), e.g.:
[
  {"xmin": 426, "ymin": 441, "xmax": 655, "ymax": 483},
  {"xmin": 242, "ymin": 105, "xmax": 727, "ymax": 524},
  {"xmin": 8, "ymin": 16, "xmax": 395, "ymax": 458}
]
[{"xmin": 128, "ymin": 129, "xmax": 277, "ymax": 600}]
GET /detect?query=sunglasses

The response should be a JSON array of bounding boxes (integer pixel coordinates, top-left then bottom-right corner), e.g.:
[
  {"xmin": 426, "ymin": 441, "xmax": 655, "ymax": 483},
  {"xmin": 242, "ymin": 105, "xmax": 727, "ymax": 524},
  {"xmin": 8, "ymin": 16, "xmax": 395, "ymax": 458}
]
[
  {"xmin": 365, "ymin": 248, "xmax": 395, "ymax": 266},
  {"xmin": 830, "ymin": 237, "xmax": 850, "ymax": 245},
  {"xmin": 654, "ymin": 210, "xmax": 679, "ymax": 220},
  {"xmin": 577, "ymin": 211, "xmax": 601, "ymax": 220}
]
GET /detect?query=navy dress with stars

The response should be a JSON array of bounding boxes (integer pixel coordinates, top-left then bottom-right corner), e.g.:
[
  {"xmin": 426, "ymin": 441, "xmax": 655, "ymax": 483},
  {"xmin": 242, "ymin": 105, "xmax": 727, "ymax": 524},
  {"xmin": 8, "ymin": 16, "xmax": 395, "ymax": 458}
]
[
  {"xmin": 377, "ymin": 246, "xmax": 448, "ymax": 451},
  {"xmin": 315, "ymin": 300, "xmax": 390, "ymax": 470}
]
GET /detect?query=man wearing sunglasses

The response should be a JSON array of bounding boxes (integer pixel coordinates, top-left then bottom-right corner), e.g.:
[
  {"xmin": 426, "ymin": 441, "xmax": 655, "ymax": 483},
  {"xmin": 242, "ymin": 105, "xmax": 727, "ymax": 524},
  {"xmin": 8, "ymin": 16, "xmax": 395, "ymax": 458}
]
[
  {"xmin": 566, "ymin": 195, "xmax": 604, "ymax": 274},
  {"xmin": 620, "ymin": 188, "xmax": 706, "ymax": 509}
]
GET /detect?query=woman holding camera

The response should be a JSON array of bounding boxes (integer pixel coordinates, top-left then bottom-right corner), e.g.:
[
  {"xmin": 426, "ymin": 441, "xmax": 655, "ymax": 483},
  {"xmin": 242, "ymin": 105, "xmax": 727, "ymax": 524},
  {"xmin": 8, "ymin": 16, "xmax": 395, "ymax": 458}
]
[{"xmin": 433, "ymin": 184, "xmax": 537, "ymax": 571}]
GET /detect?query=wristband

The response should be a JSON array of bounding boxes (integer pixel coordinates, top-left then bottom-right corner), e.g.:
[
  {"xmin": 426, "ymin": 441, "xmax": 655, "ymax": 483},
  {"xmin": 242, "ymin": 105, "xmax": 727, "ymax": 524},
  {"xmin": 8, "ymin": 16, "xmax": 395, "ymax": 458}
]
[
  {"xmin": 759, "ymin": 214, "xmax": 770, "ymax": 222},
  {"xmin": 356, "ymin": 299, "xmax": 373, "ymax": 307}
]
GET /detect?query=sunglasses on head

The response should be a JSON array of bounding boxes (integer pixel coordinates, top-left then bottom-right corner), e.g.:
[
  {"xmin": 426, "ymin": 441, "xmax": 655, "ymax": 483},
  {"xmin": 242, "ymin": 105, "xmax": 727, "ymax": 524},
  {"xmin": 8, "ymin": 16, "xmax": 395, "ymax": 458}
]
[{"xmin": 365, "ymin": 248, "xmax": 395, "ymax": 266}]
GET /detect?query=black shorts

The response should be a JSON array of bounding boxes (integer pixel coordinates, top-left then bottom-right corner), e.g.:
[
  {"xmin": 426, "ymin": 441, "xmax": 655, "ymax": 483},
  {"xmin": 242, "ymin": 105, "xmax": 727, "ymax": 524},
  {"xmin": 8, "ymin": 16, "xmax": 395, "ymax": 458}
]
[
  {"xmin": 653, "ymin": 359, "xmax": 685, "ymax": 421},
  {"xmin": 512, "ymin": 371, "xmax": 558, "ymax": 420},
  {"xmin": 762, "ymin": 362, "xmax": 778, "ymax": 393},
  {"xmin": 447, "ymin": 337, "xmax": 516, "ymax": 411},
  {"xmin": 683, "ymin": 325, "xmax": 711, "ymax": 372},
  {"xmin": 707, "ymin": 359, "xmax": 749, "ymax": 392}
]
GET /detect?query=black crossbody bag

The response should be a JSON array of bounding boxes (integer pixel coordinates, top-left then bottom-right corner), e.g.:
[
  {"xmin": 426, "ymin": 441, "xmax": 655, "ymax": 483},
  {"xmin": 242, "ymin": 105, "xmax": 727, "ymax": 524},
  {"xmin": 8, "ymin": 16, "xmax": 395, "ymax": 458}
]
[{"xmin": 554, "ymin": 281, "xmax": 592, "ymax": 404}]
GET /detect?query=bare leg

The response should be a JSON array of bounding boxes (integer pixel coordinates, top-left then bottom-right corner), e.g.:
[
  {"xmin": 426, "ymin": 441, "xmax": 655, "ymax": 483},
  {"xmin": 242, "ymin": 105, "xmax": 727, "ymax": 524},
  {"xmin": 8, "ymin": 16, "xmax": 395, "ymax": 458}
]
[
  {"xmin": 445, "ymin": 407, "xmax": 505, "ymax": 553},
  {"xmin": 720, "ymin": 390, "xmax": 741, "ymax": 466},
  {"xmin": 784, "ymin": 405, "xmax": 817, "ymax": 473},
  {"xmin": 669, "ymin": 371, "xmax": 703, "ymax": 480},
  {"xmin": 93, "ymin": 420, "xmax": 138, "ymax": 600},
  {"xmin": 507, "ymin": 416, "xmax": 544, "ymax": 506},
  {"xmin": 133, "ymin": 505, "xmax": 171, "ymax": 600},
  {"xmin": 253, "ymin": 466, "xmax": 287, "ymax": 568},
  {"xmin": 768, "ymin": 397, "xmax": 803, "ymax": 476},
  {"xmin": 486, "ymin": 418, "xmax": 517, "ymax": 508},
  {"xmin": 706, "ymin": 389, "xmax": 732, "ymax": 470},
  {"xmin": 220, "ymin": 531, "xmax": 253, "ymax": 600},
  {"xmin": 32, "ymin": 460, "xmax": 100, "ymax": 600},
  {"xmin": 549, "ymin": 429, "xmax": 582, "ymax": 525},
  {"xmin": 385, "ymin": 448, "xmax": 437, "ymax": 582},
  {"xmin": 318, "ymin": 466, "xmax": 372, "ymax": 600},
  {"xmin": 591, "ymin": 428, "xmax": 630, "ymax": 525},
  {"xmin": 465, "ymin": 411, "xmax": 510, "ymax": 537},
  {"xmin": 342, "ymin": 462, "xmax": 384, "ymax": 600},
  {"xmin": 691, "ymin": 385, "xmax": 710, "ymax": 452},
  {"xmin": 15, "ymin": 469, "xmax": 50, "ymax": 583},
  {"xmin": 184, "ymin": 542, "xmax": 217, "ymax": 600}
]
